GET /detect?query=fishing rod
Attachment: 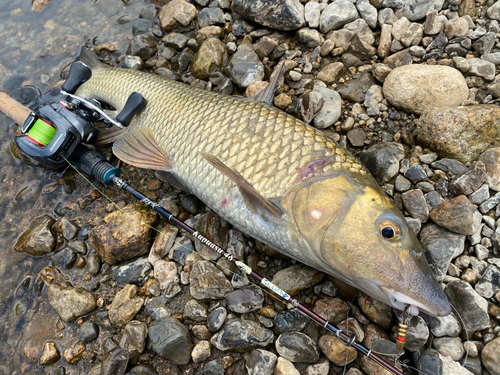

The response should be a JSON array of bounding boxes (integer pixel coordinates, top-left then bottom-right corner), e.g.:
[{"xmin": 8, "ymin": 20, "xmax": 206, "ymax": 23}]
[{"xmin": 0, "ymin": 62, "xmax": 405, "ymax": 375}]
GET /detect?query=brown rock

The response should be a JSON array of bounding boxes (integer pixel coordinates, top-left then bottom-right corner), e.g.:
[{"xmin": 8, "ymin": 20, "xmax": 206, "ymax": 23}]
[
  {"xmin": 275, "ymin": 357, "xmax": 300, "ymax": 375},
  {"xmin": 417, "ymin": 105, "xmax": 500, "ymax": 163},
  {"xmin": 190, "ymin": 38, "xmax": 228, "ymax": 80},
  {"xmin": 39, "ymin": 341, "xmax": 60, "ymax": 366},
  {"xmin": 274, "ymin": 93, "xmax": 292, "ymax": 110},
  {"xmin": 401, "ymin": 189, "xmax": 429, "ymax": 223},
  {"xmin": 378, "ymin": 24, "xmax": 392, "ymax": 59},
  {"xmin": 358, "ymin": 294, "xmax": 393, "ymax": 329},
  {"xmin": 478, "ymin": 147, "xmax": 500, "ymax": 191},
  {"xmin": 383, "ymin": 48, "xmax": 411, "ymax": 69},
  {"xmin": 429, "ymin": 195, "xmax": 482, "ymax": 235},
  {"xmin": 459, "ymin": 0, "xmax": 477, "ymax": 18},
  {"xmin": 190, "ymin": 260, "xmax": 233, "ymax": 300},
  {"xmin": 196, "ymin": 26, "xmax": 224, "ymax": 44},
  {"xmin": 361, "ymin": 325, "xmax": 400, "ymax": 375},
  {"xmin": 482, "ymin": 337, "xmax": 500, "ymax": 375},
  {"xmin": 318, "ymin": 334, "xmax": 357, "ymax": 366},
  {"xmin": 48, "ymin": 283, "xmax": 97, "ymax": 322},
  {"xmin": 337, "ymin": 72, "xmax": 376, "ymax": 103},
  {"xmin": 14, "ymin": 215, "xmax": 55, "ymax": 256},
  {"xmin": 372, "ymin": 63, "xmax": 392, "ymax": 83},
  {"xmin": 63, "ymin": 342, "xmax": 86, "ymax": 365},
  {"xmin": 271, "ymin": 264, "xmax": 324, "ymax": 296},
  {"xmin": 31, "ymin": 0, "xmax": 51, "ymax": 12},
  {"xmin": 108, "ymin": 284, "xmax": 145, "ymax": 326},
  {"xmin": 88, "ymin": 203, "xmax": 157, "ymax": 265},
  {"xmin": 158, "ymin": 0, "xmax": 197, "ymax": 31},
  {"xmin": 383, "ymin": 65, "xmax": 469, "ymax": 114},
  {"xmin": 313, "ymin": 297, "xmax": 349, "ymax": 325},
  {"xmin": 317, "ymin": 62, "xmax": 345, "ymax": 84}
]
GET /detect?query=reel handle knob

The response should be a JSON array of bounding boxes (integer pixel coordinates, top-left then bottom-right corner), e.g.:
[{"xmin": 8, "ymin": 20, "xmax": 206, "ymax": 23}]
[
  {"xmin": 62, "ymin": 61, "xmax": 92, "ymax": 94},
  {"xmin": 116, "ymin": 92, "xmax": 146, "ymax": 127}
]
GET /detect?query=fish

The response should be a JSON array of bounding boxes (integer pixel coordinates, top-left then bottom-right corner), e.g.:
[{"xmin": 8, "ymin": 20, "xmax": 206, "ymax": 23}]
[{"xmin": 74, "ymin": 47, "xmax": 451, "ymax": 317}]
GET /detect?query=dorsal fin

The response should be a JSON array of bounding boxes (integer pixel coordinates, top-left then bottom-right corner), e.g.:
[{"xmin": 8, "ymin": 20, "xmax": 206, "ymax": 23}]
[
  {"xmin": 251, "ymin": 63, "xmax": 284, "ymax": 106},
  {"xmin": 200, "ymin": 152, "xmax": 282, "ymax": 218},
  {"xmin": 112, "ymin": 127, "xmax": 172, "ymax": 171}
]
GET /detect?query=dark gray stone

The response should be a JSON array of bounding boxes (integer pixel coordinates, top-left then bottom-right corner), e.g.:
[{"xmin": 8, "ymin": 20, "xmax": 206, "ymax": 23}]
[
  {"xmin": 51, "ymin": 248, "xmax": 77, "ymax": 269},
  {"xmin": 203, "ymin": 360, "xmax": 225, "ymax": 375},
  {"xmin": 113, "ymin": 258, "xmax": 152, "ymax": 287},
  {"xmin": 469, "ymin": 183, "xmax": 490, "ymax": 205},
  {"xmin": 473, "ymin": 32, "xmax": 496, "ymax": 55},
  {"xmin": 320, "ymin": 0, "xmax": 358, "ymax": 33},
  {"xmin": 396, "ymin": 0, "xmax": 434, "ymax": 21},
  {"xmin": 101, "ymin": 347, "xmax": 129, "ymax": 375},
  {"xmin": 246, "ymin": 349, "xmax": 277, "ymax": 375},
  {"xmin": 232, "ymin": 0, "xmax": 305, "ymax": 31},
  {"xmin": 415, "ymin": 349, "xmax": 442, "ymax": 375},
  {"xmin": 79, "ymin": 321, "xmax": 99, "ymax": 343},
  {"xmin": 130, "ymin": 364, "xmax": 160, "ymax": 375},
  {"xmin": 274, "ymin": 308, "xmax": 309, "ymax": 334},
  {"xmin": 228, "ymin": 47, "xmax": 265, "ymax": 88},
  {"xmin": 405, "ymin": 164, "xmax": 429, "ymax": 183},
  {"xmin": 171, "ymin": 48, "xmax": 194, "ymax": 73},
  {"xmin": 225, "ymin": 286, "xmax": 264, "ymax": 313},
  {"xmin": 208, "ymin": 307, "xmax": 227, "ymax": 332},
  {"xmin": 127, "ymin": 33, "xmax": 157, "ymax": 61},
  {"xmin": 475, "ymin": 265, "xmax": 500, "ymax": 298},
  {"xmin": 449, "ymin": 162, "xmax": 487, "ymax": 196},
  {"xmin": 359, "ymin": 142, "xmax": 405, "ymax": 185},
  {"xmin": 431, "ymin": 158, "xmax": 467, "ymax": 175},
  {"xmin": 275, "ymin": 332, "xmax": 320, "ymax": 363},
  {"xmin": 148, "ymin": 317, "xmax": 192, "ymax": 365},
  {"xmin": 163, "ymin": 33, "xmax": 189, "ymax": 50},
  {"xmin": 211, "ymin": 319, "xmax": 273, "ymax": 351}
]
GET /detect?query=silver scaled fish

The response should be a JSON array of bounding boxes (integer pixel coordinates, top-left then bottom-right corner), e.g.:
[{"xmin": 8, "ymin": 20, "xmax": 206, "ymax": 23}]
[{"xmin": 75, "ymin": 47, "xmax": 451, "ymax": 317}]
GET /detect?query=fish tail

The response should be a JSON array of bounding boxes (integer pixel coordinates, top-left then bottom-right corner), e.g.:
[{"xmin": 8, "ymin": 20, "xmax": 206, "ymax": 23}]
[{"xmin": 76, "ymin": 46, "xmax": 107, "ymax": 70}]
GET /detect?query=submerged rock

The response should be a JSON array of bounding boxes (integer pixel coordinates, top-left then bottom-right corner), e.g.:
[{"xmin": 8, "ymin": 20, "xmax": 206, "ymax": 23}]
[
  {"xmin": 108, "ymin": 284, "xmax": 145, "ymax": 326},
  {"xmin": 14, "ymin": 215, "xmax": 55, "ymax": 256},
  {"xmin": 417, "ymin": 105, "xmax": 500, "ymax": 163},
  {"xmin": 48, "ymin": 282, "xmax": 97, "ymax": 322},
  {"xmin": 383, "ymin": 65, "xmax": 468, "ymax": 114}
]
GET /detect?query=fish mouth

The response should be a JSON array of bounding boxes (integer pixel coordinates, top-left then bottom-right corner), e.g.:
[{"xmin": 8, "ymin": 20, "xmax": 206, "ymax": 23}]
[{"xmin": 380, "ymin": 287, "xmax": 444, "ymax": 317}]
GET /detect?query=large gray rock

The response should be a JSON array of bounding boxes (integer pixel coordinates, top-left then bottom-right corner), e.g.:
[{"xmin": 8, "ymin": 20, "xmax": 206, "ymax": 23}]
[
  {"xmin": 228, "ymin": 46, "xmax": 265, "ymax": 88},
  {"xmin": 312, "ymin": 87, "xmax": 342, "ymax": 129},
  {"xmin": 396, "ymin": 0, "xmax": 435, "ymax": 21},
  {"xmin": 148, "ymin": 317, "xmax": 192, "ymax": 365},
  {"xmin": 246, "ymin": 349, "xmax": 277, "ymax": 375},
  {"xmin": 359, "ymin": 142, "xmax": 405, "ymax": 184},
  {"xmin": 211, "ymin": 319, "xmax": 274, "ymax": 351},
  {"xmin": 320, "ymin": 0, "xmax": 359, "ymax": 33},
  {"xmin": 383, "ymin": 65, "xmax": 468, "ymax": 114},
  {"xmin": 275, "ymin": 332, "xmax": 320, "ymax": 363},
  {"xmin": 232, "ymin": 0, "xmax": 305, "ymax": 30}
]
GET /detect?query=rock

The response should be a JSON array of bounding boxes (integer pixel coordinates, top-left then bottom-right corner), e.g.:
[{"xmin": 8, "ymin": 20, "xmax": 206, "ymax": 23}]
[
  {"xmin": 207, "ymin": 306, "xmax": 227, "ymax": 332},
  {"xmin": 445, "ymin": 280, "xmax": 490, "ymax": 334},
  {"xmin": 319, "ymin": 334, "xmax": 357, "ymax": 366},
  {"xmin": 433, "ymin": 337, "xmax": 465, "ymax": 361},
  {"xmin": 79, "ymin": 321, "xmax": 99, "ymax": 343},
  {"xmin": 395, "ymin": 0, "xmax": 434, "ymax": 21},
  {"xmin": 416, "ymin": 348, "xmax": 442, "ymax": 375},
  {"xmin": 274, "ymin": 308, "xmax": 308, "ymax": 333},
  {"xmin": 444, "ymin": 18, "xmax": 469, "ymax": 39},
  {"xmin": 305, "ymin": 2, "xmax": 321, "ymax": 29},
  {"xmin": 345, "ymin": 19, "xmax": 375, "ymax": 45},
  {"xmin": 48, "ymin": 282, "xmax": 97, "ymax": 322},
  {"xmin": 357, "ymin": 0, "xmax": 378, "ymax": 29},
  {"xmin": 475, "ymin": 265, "xmax": 500, "ymax": 298},
  {"xmin": 383, "ymin": 65, "xmax": 468, "ymax": 114},
  {"xmin": 424, "ymin": 10, "xmax": 445, "ymax": 35},
  {"xmin": 320, "ymin": 0, "xmax": 359, "ymax": 33},
  {"xmin": 338, "ymin": 318, "xmax": 365, "ymax": 342},
  {"xmin": 163, "ymin": 33, "xmax": 189, "ymax": 50},
  {"xmin": 232, "ymin": 0, "xmax": 305, "ymax": 31},
  {"xmin": 153, "ymin": 259, "xmax": 178, "ymax": 291},
  {"xmin": 313, "ymin": 297, "xmax": 349, "ymax": 325},
  {"xmin": 487, "ymin": 1, "xmax": 500, "ymax": 20},
  {"xmin": 379, "ymin": 8, "xmax": 398, "ymax": 25},
  {"xmin": 316, "ymin": 62, "xmax": 345, "ymax": 84},
  {"xmin": 401, "ymin": 23, "xmax": 424, "ymax": 47},
  {"xmin": 337, "ymin": 72, "xmax": 376, "ymax": 103},
  {"xmin": 108, "ymin": 284, "xmax": 145, "ymax": 326},
  {"xmin": 194, "ymin": 212, "xmax": 229, "ymax": 261},
  {"xmin": 39, "ymin": 341, "xmax": 60, "ymax": 366},
  {"xmin": 395, "ymin": 175, "xmax": 412, "ymax": 192},
  {"xmin": 482, "ymin": 52, "xmax": 500, "ymax": 65},
  {"xmin": 228, "ymin": 47, "xmax": 264, "ymax": 88},
  {"xmin": 479, "ymin": 192, "xmax": 500, "ymax": 213},
  {"xmin": 158, "ymin": 0, "xmax": 197, "ymax": 31},
  {"xmin": 384, "ymin": 47, "xmax": 412, "ymax": 69},
  {"xmin": 275, "ymin": 332, "xmax": 319, "ymax": 363},
  {"xmin": 469, "ymin": 183, "xmax": 489, "ymax": 205},
  {"xmin": 297, "ymin": 28, "xmax": 324, "ymax": 48},
  {"xmin": 421, "ymin": 313, "xmax": 461, "ymax": 337},
  {"xmin": 312, "ymin": 87, "xmax": 342, "ymax": 129},
  {"xmin": 482, "ymin": 337, "xmax": 500, "ymax": 375},
  {"xmin": 225, "ymin": 286, "xmax": 264, "ymax": 313},
  {"xmin": 372, "ymin": 63, "xmax": 392, "ymax": 82},
  {"xmin": 271, "ymin": 264, "xmax": 323, "ymax": 296},
  {"xmin": 88, "ymin": 203, "xmax": 157, "ymax": 265},
  {"xmin": 149, "ymin": 317, "xmax": 191, "ymax": 365},
  {"xmin": 359, "ymin": 143, "xmax": 405, "ymax": 185},
  {"xmin": 211, "ymin": 319, "xmax": 273, "ymax": 351},
  {"xmin": 299, "ymin": 91, "xmax": 324, "ymax": 124},
  {"xmin": 305, "ymin": 357, "xmax": 330, "ymax": 375},
  {"xmin": 358, "ymin": 294, "xmax": 393, "ymax": 329},
  {"xmin": 113, "ymin": 257, "xmax": 152, "ymax": 287},
  {"xmin": 192, "ymin": 340, "xmax": 211, "ymax": 363},
  {"xmin": 63, "ymin": 342, "xmax": 86, "ymax": 365},
  {"xmin": 101, "ymin": 348, "xmax": 129, "ymax": 375},
  {"xmin": 246, "ymin": 349, "xmax": 277, "ymax": 375},
  {"xmin": 472, "ymin": 32, "xmax": 496, "ymax": 55},
  {"xmin": 417, "ymin": 105, "xmax": 500, "ymax": 163},
  {"xmin": 378, "ymin": 24, "xmax": 392, "ymax": 58},
  {"xmin": 190, "ymin": 260, "xmax": 233, "ymax": 300},
  {"xmin": 53, "ymin": 217, "xmax": 79, "ymax": 241},
  {"xmin": 402, "ymin": 189, "xmax": 429, "ymax": 223},
  {"xmin": 51, "ymin": 248, "xmax": 77, "ymax": 269},
  {"xmin": 439, "ymin": 353, "xmax": 473, "ymax": 375},
  {"xmin": 405, "ymin": 164, "xmax": 428, "ymax": 184},
  {"xmin": 478, "ymin": 148, "xmax": 500, "ymax": 192},
  {"xmin": 198, "ymin": 7, "xmax": 224, "ymax": 28},
  {"xmin": 274, "ymin": 357, "xmax": 299, "ymax": 375},
  {"xmin": 14, "ymin": 215, "xmax": 55, "ymax": 256},
  {"xmin": 190, "ymin": 38, "xmax": 228, "ymax": 80},
  {"xmin": 453, "ymin": 56, "xmax": 470, "ymax": 72},
  {"xmin": 127, "ymin": 33, "xmax": 158, "ymax": 61},
  {"xmin": 405, "ymin": 316, "xmax": 429, "ymax": 352},
  {"xmin": 347, "ymin": 34, "xmax": 377, "ymax": 59},
  {"xmin": 449, "ymin": 162, "xmax": 487, "ymax": 196},
  {"xmin": 430, "ymin": 159, "xmax": 467, "ymax": 175},
  {"xmin": 429, "ymin": 196, "xmax": 482, "ymax": 236},
  {"xmin": 468, "ymin": 58, "xmax": 495, "ymax": 81},
  {"xmin": 420, "ymin": 224, "xmax": 465, "ymax": 277}
]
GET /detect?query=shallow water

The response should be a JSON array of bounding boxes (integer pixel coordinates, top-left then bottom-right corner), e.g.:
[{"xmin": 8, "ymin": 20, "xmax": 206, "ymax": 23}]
[{"xmin": 0, "ymin": 1, "xmax": 160, "ymax": 373}]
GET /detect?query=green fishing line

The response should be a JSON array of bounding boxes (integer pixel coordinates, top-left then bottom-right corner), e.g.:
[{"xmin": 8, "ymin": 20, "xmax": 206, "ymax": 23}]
[{"xmin": 27, "ymin": 119, "xmax": 57, "ymax": 146}]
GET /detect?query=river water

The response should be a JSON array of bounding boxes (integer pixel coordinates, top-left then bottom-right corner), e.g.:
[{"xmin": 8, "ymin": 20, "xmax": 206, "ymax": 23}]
[{"xmin": 0, "ymin": 1, "xmax": 160, "ymax": 373}]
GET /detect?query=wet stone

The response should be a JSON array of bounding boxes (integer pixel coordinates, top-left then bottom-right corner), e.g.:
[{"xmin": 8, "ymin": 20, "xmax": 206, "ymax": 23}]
[
  {"xmin": 184, "ymin": 299, "xmax": 208, "ymax": 322},
  {"xmin": 158, "ymin": 0, "xmax": 197, "ymax": 31},
  {"xmin": 482, "ymin": 337, "xmax": 500, "ymax": 375},
  {"xmin": 48, "ymin": 282, "xmax": 97, "ymax": 322},
  {"xmin": 14, "ymin": 215, "xmax": 55, "ymax": 256},
  {"xmin": 127, "ymin": 33, "xmax": 157, "ymax": 61},
  {"xmin": 190, "ymin": 260, "xmax": 233, "ymax": 300},
  {"xmin": 63, "ymin": 342, "xmax": 86, "ymax": 365},
  {"xmin": 211, "ymin": 319, "xmax": 273, "ymax": 351},
  {"xmin": 358, "ymin": 294, "xmax": 393, "ymax": 329},
  {"xmin": 275, "ymin": 332, "xmax": 319, "ymax": 363},
  {"xmin": 79, "ymin": 321, "xmax": 99, "ymax": 343},
  {"xmin": 190, "ymin": 38, "xmax": 228, "ymax": 81},
  {"xmin": 429, "ymin": 195, "xmax": 482, "ymax": 236},
  {"xmin": 39, "ymin": 341, "xmax": 60, "ymax": 366},
  {"xmin": 53, "ymin": 217, "xmax": 79, "ymax": 241},
  {"xmin": 149, "ymin": 317, "xmax": 192, "ymax": 365},
  {"xmin": 420, "ymin": 224, "xmax": 465, "ymax": 277},
  {"xmin": 208, "ymin": 306, "xmax": 227, "ymax": 332},
  {"xmin": 225, "ymin": 286, "xmax": 264, "ymax": 313},
  {"xmin": 101, "ymin": 347, "xmax": 129, "ymax": 375},
  {"xmin": 434, "ymin": 337, "xmax": 465, "ymax": 361},
  {"xmin": 274, "ymin": 308, "xmax": 308, "ymax": 334},
  {"xmin": 475, "ymin": 265, "xmax": 500, "ymax": 298},
  {"xmin": 271, "ymin": 264, "xmax": 323, "ymax": 296},
  {"xmin": 421, "ymin": 312, "xmax": 461, "ymax": 337},
  {"xmin": 163, "ymin": 32, "xmax": 189, "ymax": 50},
  {"xmin": 108, "ymin": 284, "xmax": 145, "ymax": 326},
  {"xmin": 319, "ymin": 334, "xmax": 357, "ymax": 366},
  {"xmin": 445, "ymin": 280, "xmax": 490, "ymax": 334},
  {"xmin": 95, "ymin": 311, "xmax": 113, "ymax": 332},
  {"xmin": 313, "ymin": 297, "xmax": 349, "ymax": 325},
  {"xmin": 132, "ymin": 19, "xmax": 153, "ymax": 36},
  {"xmin": 51, "ymin": 248, "xmax": 77, "ymax": 269},
  {"xmin": 246, "ymin": 349, "xmax": 277, "ymax": 375},
  {"xmin": 359, "ymin": 142, "xmax": 405, "ymax": 185},
  {"xmin": 87, "ymin": 254, "xmax": 101, "ymax": 276},
  {"xmin": 402, "ymin": 189, "xmax": 429, "ymax": 223},
  {"xmin": 113, "ymin": 257, "xmax": 152, "ymax": 287}
]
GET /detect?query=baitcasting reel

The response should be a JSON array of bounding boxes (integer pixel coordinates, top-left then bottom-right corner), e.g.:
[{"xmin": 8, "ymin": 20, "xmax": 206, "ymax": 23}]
[{"xmin": 14, "ymin": 59, "xmax": 146, "ymax": 185}]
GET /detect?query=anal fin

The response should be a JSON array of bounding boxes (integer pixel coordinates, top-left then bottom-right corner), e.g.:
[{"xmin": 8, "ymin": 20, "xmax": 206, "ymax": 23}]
[
  {"xmin": 201, "ymin": 152, "xmax": 282, "ymax": 218},
  {"xmin": 112, "ymin": 127, "xmax": 172, "ymax": 171}
]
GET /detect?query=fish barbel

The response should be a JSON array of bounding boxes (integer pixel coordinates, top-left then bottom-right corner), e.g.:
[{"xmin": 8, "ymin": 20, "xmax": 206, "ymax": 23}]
[{"xmin": 75, "ymin": 47, "xmax": 451, "ymax": 317}]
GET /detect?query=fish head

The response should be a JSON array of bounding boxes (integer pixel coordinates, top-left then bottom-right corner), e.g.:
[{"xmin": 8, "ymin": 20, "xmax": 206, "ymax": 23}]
[{"xmin": 286, "ymin": 172, "xmax": 451, "ymax": 317}]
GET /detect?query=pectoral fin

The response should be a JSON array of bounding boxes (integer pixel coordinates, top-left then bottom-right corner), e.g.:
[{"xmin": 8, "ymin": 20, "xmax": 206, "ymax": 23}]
[
  {"xmin": 113, "ymin": 127, "xmax": 172, "ymax": 171},
  {"xmin": 201, "ymin": 152, "xmax": 282, "ymax": 218},
  {"xmin": 155, "ymin": 171, "xmax": 191, "ymax": 193},
  {"xmin": 95, "ymin": 122, "xmax": 127, "ymax": 145}
]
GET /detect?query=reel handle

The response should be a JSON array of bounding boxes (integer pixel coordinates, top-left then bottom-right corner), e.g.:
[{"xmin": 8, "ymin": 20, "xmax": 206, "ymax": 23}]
[
  {"xmin": 0, "ymin": 92, "xmax": 31, "ymax": 127},
  {"xmin": 61, "ymin": 61, "xmax": 92, "ymax": 94}
]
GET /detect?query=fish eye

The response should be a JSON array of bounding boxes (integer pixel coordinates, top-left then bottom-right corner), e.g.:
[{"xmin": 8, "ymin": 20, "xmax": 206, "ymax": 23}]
[{"xmin": 376, "ymin": 215, "xmax": 403, "ymax": 241}]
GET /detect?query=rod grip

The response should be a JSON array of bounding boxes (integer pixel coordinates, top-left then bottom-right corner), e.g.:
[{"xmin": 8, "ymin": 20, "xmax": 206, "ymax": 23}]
[{"xmin": 0, "ymin": 92, "xmax": 32, "ymax": 126}]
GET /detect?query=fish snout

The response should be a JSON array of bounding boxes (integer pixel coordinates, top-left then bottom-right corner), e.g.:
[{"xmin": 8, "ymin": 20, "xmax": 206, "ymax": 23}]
[{"xmin": 381, "ymin": 286, "xmax": 452, "ymax": 317}]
